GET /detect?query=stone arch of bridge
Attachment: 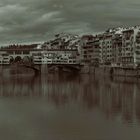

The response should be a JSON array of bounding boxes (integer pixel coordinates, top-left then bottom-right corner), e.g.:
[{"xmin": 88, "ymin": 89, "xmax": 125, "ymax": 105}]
[
  {"xmin": 9, "ymin": 56, "xmax": 14, "ymax": 64},
  {"xmin": 9, "ymin": 55, "xmax": 32, "ymax": 62},
  {"xmin": 10, "ymin": 54, "xmax": 31, "ymax": 59},
  {"xmin": 22, "ymin": 56, "xmax": 32, "ymax": 64},
  {"xmin": 14, "ymin": 56, "xmax": 22, "ymax": 63}
]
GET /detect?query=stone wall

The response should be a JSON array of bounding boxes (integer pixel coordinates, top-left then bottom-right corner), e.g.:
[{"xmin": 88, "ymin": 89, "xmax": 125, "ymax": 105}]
[{"xmin": 80, "ymin": 65, "xmax": 140, "ymax": 77}]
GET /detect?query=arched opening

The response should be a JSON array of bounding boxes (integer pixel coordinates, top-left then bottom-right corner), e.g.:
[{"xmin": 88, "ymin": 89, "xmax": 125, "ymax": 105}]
[
  {"xmin": 14, "ymin": 56, "xmax": 22, "ymax": 63},
  {"xmin": 23, "ymin": 56, "xmax": 30, "ymax": 63},
  {"xmin": 9, "ymin": 56, "xmax": 14, "ymax": 64},
  {"xmin": 30, "ymin": 56, "xmax": 33, "ymax": 63}
]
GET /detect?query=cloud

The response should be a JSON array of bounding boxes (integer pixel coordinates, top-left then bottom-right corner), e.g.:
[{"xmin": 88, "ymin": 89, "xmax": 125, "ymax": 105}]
[{"xmin": 0, "ymin": 0, "xmax": 140, "ymax": 45}]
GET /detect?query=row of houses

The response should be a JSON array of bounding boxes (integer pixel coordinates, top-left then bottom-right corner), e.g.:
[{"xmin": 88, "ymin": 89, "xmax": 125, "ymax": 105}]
[
  {"xmin": 80, "ymin": 26, "xmax": 140, "ymax": 68},
  {"xmin": 1, "ymin": 26, "xmax": 140, "ymax": 68},
  {"xmin": 42, "ymin": 33, "xmax": 80, "ymax": 50}
]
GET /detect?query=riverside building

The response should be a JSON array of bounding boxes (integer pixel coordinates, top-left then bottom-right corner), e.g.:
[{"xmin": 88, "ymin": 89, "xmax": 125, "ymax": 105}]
[
  {"xmin": 80, "ymin": 35, "xmax": 95, "ymax": 65},
  {"xmin": 80, "ymin": 26, "xmax": 140, "ymax": 68},
  {"xmin": 1, "ymin": 26, "xmax": 140, "ymax": 68},
  {"xmin": 116, "ymin": 26, "xmax": 140, "ymax": 67},
  {"xmin": 100, "ymin": 33, "xmax": 113, "ymax": 65}
]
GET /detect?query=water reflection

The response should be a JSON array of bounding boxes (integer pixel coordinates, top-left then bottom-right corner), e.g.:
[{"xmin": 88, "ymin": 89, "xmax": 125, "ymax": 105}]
[{"xmin": 0, "ymin": 73, "xmax": 140, "ymax": 125}]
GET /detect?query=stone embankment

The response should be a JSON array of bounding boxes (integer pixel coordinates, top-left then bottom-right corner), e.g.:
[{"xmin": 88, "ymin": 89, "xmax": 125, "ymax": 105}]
[
  {"xmin": 80, "ymin": 65, "xmax": 140, "ymax": 77},
  {"xmin": 1, "ymin": 65, "xmax": 140, "ymax": 77}
]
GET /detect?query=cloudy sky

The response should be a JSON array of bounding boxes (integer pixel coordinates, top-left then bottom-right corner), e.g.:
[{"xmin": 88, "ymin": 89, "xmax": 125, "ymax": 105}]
[{"xmin": 0, "ymin": 0, "xmax": 140, "ymax": 45}]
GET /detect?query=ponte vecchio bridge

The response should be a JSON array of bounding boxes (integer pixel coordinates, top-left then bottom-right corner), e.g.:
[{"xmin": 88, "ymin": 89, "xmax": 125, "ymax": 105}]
[{"xmin": 0, "ymin": 48, "xmax": 81, "ymax": 74}]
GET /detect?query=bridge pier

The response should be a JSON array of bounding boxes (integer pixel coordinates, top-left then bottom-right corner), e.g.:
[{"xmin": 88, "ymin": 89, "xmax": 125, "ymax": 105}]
[
  {"xmin": 34, "ymin": 69, "xmax": 40, "ymax": 75},
  {"xmin": 32, "ymin": 65, "xmax": 41, "ymax": 75},
  {"xmin": 32, "ymin": 64, "xmax": 49, "ymax": 75},
  {"xmin": 40, "ymin": 64, "xmax": 48, "ymax": 74}
]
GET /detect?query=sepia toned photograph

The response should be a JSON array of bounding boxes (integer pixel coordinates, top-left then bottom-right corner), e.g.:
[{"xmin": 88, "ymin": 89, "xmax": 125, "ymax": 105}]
[{"xmin": 0, "ymin": 0, "xmax": 140, "ymax": 140}]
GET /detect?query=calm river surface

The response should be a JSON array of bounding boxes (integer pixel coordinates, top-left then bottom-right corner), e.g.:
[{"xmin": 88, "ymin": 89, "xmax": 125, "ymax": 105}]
[{"xmin": 0, "ymin": 73, "xmax": 140, "ymax": 140}]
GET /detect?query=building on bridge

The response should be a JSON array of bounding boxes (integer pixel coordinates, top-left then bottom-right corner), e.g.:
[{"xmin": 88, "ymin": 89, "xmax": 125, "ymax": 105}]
[{"xmin": 0, "ymin": 48, "xmax": 81, "ymax": 65}]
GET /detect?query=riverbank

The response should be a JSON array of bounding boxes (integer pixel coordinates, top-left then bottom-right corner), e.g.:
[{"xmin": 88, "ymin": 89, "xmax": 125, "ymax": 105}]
[
  {"xmin": 80, "ymin": 65, "xmax": 140, "ymax": 77},
  {"xmin": 1, "ymin": 65, "xmax": 140, "ymax": 78}
]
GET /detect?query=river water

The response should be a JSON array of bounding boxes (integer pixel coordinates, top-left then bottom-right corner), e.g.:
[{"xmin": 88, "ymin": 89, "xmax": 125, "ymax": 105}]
[{"xmin": 0, "ymin": 73, "xmax": 140, "ymax": 140}]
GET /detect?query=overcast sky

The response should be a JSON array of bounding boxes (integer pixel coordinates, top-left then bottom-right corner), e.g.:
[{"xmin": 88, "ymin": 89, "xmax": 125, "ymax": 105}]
[{"xmin": 0, "ymin": 0, "xmax": 140, "ymax": 45}]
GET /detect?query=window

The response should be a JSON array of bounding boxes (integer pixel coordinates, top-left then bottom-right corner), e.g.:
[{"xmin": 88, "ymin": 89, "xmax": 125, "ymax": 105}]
[
  {"xmin": 84, "ymin": 51, "xmax": 87, "ymax": 54},
  {"xmin": 2, "ymin": 54, "xmax": 9, "ymax": 56},
  {"xmin": 23, "ymin": 51, "xmax": 29, "ymax": 54},
  {"xmin": 15, "ymin": 51, "xmax": 21, "ymax": 54},
  {"xmin": 84, "ymin": 55, "xmax": 87, "ymax": 58},
  {"xmin": 7, "ymin": 51, "xmax": 14, "ymax": 54}
]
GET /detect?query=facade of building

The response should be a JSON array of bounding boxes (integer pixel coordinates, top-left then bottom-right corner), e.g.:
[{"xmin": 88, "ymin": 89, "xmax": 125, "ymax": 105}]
[
  {"xmin": 80, "ymin": 26, "xmax": 140, "ymax": 68},
  {"xmin": 121, "ymin": 29, "xmax": 135, "ymax": 67},
  {"xmin": 92, "ymin": 36, "xmax": 100, "ymax": 66},
  {"xmin": 112, "ymin": 33, "xmax": 123, "ymax": 66},
  {"xmin": 134, "ymin": 28, "xmax": 140, "ymax": 66},
  {"xmin": 0, "ymin": 50, "xmax": 9, "ymax": 65},
  {"xmin": 115, "ymin": 27, "xmax": 140, "ymax": 67},
  {"xmin": 31, "ymin": 49, "xmax": 80, "ymax": 65},
  {"xmin": 100, "ymin": 33, "xmax": 113, "ymax": 65},
  {"xmin": 80, "ymin": 35, "xmax": 95, "ymax": 65}
]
